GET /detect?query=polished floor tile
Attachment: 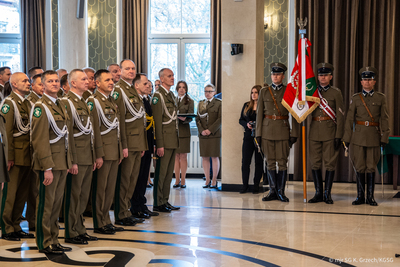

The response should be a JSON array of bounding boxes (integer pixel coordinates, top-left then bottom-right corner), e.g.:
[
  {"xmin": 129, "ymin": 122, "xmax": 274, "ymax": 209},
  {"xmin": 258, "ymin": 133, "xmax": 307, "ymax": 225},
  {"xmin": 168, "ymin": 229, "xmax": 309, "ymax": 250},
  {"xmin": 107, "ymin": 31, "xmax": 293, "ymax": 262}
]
[{"xmin": 1, "ymin": 179, "xmax": 400, "ymax": 266}]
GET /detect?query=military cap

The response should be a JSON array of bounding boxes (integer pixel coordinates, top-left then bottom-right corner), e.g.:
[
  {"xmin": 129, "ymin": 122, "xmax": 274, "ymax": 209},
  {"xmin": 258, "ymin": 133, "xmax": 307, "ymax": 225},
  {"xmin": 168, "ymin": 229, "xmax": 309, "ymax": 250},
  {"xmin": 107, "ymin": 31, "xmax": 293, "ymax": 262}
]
[
  {"xmin": 317, "ymin": 62, "xmax": 334, "ymax": 75},
  {"xmin": 359, "ymin": 66, "xmax": 378, "ymax": 79},
  {"xmin": 270, "ymin": 62, "xmax": 287, "ymax": 74}
]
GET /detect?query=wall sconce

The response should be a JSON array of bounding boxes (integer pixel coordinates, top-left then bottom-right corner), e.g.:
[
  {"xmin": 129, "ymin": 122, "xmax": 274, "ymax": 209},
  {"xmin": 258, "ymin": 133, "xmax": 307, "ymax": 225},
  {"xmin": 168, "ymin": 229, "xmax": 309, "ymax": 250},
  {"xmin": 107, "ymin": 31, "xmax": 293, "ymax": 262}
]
[{"xmin": 264, "ymin": 15, "xmax": 272, "ymax": 30}]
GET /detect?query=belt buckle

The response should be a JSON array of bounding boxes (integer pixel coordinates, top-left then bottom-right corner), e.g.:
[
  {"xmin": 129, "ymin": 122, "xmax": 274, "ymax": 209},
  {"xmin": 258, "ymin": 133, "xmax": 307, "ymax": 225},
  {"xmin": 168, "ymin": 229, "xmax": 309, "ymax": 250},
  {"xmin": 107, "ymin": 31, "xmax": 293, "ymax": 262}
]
[
  {"xmin": 365, "ymin": 121, "xmax": 369, "ymax": 126},
  {"xmin": 318, "ymin": 116, "xmax": 322, "ymax": 122},
  {"xmin": 272, "ymin": 114, "xmax": 276, "ymax": 120}
]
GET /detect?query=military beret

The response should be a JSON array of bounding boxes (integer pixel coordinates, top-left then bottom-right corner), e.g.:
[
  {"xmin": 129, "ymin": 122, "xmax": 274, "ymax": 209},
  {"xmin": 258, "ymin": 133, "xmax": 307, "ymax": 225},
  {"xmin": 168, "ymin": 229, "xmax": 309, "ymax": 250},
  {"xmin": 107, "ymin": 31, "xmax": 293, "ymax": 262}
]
[
  {"xmin": 317, "ymin": 62, "xmax": 334, "ymax": 75},
  {"xmin": 359, "ymin": 66, "xmax": 378, "ymax": 79},
  {"xmin": 270, "ymin": 62, "xmax": 287, "ymax": 73}
]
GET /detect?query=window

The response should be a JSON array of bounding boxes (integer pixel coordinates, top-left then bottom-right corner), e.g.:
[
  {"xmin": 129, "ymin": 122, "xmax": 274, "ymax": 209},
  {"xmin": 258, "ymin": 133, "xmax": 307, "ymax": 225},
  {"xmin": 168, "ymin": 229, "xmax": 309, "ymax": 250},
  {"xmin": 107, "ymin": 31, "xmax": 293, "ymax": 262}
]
[
  {"xmin": 0, "ymin": 0, "xmax": 21, "ymax": 72},
  {"xmin": 148, "ymin": 0, "xmax": 211, "ymax": 125}
]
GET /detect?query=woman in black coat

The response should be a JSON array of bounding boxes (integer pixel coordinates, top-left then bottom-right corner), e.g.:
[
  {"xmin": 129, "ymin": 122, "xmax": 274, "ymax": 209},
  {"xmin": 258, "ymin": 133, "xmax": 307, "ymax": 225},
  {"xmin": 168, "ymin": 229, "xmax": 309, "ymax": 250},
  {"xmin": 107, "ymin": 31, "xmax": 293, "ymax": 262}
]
[{"xmin": 239, "ymin": 85, "xmax": 263, "ymax": 193}]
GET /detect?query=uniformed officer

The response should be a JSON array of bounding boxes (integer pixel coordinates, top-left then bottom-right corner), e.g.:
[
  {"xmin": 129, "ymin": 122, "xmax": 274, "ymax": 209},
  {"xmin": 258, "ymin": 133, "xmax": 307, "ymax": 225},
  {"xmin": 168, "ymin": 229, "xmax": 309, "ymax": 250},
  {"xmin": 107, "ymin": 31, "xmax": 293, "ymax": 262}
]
[
  {"xmin": 25, "ymin": 73, "xmax": 44, "ymax": 232},
  {"xmin": 343, "ymin": 67, "xmax": 389, "ymax": 206},
  {"xmin": 82, "ymin": 68, "xmax": 96, "ymax": 100},
  {"xmin": 107, "ymin": 63, "xmax": 121, "ymax": 84},
  {"xmin": 308, "ymin": 63, "xmax": 344, "ymax": 204},
  {"xmin": 0, "ymin": 113, "xmax": 8, "ymax": 213},
  {"xmin": 31, "ymin": 70, "xmax": 74, "ymax": 254},
  {"xmin": 0, "ymin": 72, "xmax": 33, "ymax": 241},
  {"xmin": 152, "ymin": 68, "xmax": 180, "ymax": 212},
  {"xmin": 61, "ymin": 69, "xmax": 98, "ymax": 244},
  {"xmin": 256, "ymin": 62, "xmax": 299, "ymax": 202},
  {"xmin": 112, "ymin": 59, "xmax": 147, "ymax": 225},
  {"xmin": 89, "ymin": 69, "xmax": 124, "ymax": 234},
  {"xmin": 0, "ymin": 67, "xmax": 12, "ymax": 101},
  {"xmin": 58, "ymin": 73, "xmax": 70, "ymax": 98},
  {"xmin": 27, "ymin": 66, "xmax": 44, "ymax": 81},
  {"xmin": 130, "ymin": 74, "xmax": 159, "ymax": 218}
]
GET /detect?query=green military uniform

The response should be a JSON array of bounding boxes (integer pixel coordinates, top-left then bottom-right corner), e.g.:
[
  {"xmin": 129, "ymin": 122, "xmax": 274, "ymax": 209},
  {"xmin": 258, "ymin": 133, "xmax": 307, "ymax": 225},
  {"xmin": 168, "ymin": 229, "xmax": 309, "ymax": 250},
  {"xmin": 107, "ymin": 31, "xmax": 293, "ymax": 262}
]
[
  {"xmin": 196, "ymin": 98, "xmax": 222, "ymax": 157},
  {"xmin": 0, "ymin": 92, "xmax": 32, "ymax": 236},
  {"xmin": 152, "ymin": 85, "xmax": 179, "ymax": 208},
  {"xmin": 82, "ymin": 90, "xmax": 93, "ymax": 101},
  {"xmin": 0, "ymin": 114, "xmax": 9, "ymax": 215},
  {"xmin": 176, "ymin": 96, "xmax": 194, "ymax": 153},
  {"xmin": 61, "ymin": 91, "xmax": 94, "ymax": 241},
  {"xmin": 343, "ymin": 67, "xmax": 389, "ymax": 206},
  {"xmin": 308, "ymin": 63, "xmax": 344, "ymax": 204},
  {"xmin": 25, "ymin": 90, "xmax": 41, "ymax": 230},
  {"xmin": 31, "ymin": 94, "xmax": 73, "ymax": 250},
  {"xmin": 0, "ymin": 84, "xmax": 4, "ymax": 102},
  {"xmin": 88, "ymin": 91, "xmax": 123, "ymax": 229},
  {"xmin": 113, "ymin": 79, "xmax": 147, "ymax": 223},
  {"xmin": 256, "ymin": 62, "xmax": 299, "ymax": 202}
]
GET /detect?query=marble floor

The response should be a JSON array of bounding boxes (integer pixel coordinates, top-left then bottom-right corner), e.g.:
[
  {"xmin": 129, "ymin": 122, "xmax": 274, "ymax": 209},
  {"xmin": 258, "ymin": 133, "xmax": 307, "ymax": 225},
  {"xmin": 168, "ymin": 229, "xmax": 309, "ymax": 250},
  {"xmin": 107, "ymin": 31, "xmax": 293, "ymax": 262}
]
[{"xmin": 0, "ymin": 179, "xmax": 400, "ymax": 267}]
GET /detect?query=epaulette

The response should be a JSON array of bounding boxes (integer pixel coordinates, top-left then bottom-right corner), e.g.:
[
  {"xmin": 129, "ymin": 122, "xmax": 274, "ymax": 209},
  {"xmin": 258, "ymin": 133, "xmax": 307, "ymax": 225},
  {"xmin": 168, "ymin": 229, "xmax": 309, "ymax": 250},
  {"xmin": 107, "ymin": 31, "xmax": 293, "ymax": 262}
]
[
  {"xmin": 215, "ymin": 98, "xmax": 222, "ymax": 101},
  {"xmin": 376, "ymin": 92, "xmax": 385, "ymax": 96},
  {"xmin": 199, "ymin": 99, "xmax": 206, "ymax": 103},
  {"xmin": 330, "ymin": 86, "xmax": 341, "ymax": 92},
  {"xmin": 352, "ymin": 92, "xmax": 361, "ymax": 97}
]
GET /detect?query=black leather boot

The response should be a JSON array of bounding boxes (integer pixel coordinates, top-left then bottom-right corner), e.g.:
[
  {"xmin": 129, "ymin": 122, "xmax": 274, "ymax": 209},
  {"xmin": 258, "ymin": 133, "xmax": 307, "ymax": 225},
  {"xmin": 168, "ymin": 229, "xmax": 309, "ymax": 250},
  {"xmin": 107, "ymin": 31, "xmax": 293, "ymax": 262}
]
[
  {"xmin": 262, "ymin": 170, "xmax": 277, "ymax": 201},
  {"xmin": 308, "ymin": 169, "xmax": 323, "ymax": 203},
  {"xmin": 324, "ymin": 171, "xmax": 335, "ymax": 204},
  {"xmin": 277, "ymin": 170, "xmax": 289, "ymax": 202},
  {"xmin": 263, "ymin": 172, "xmax": 269, "ymax": 185},
  {"xmin": 352, "ymin": 172, "xmax": 365, "ymax": 205},
  {"xmin": 366, "ymin": 172, "xmax": 378, "ymax": 206}
]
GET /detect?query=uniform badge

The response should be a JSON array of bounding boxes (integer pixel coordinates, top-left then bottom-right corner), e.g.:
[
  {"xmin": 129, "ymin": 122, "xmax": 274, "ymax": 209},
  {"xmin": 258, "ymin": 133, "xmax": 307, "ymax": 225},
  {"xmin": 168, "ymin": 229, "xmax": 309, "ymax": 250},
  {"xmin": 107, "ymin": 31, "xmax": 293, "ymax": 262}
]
[
  {"xmin": 74, "ymin": 98, "xmax": 78, "ymax": 102},
  {"xmin": 1, "ymin": 104, "xmax": 10, "ymax": 114},
  {"xmin": 87, "ymin": 101, "xmax": 94, "ymax": 111},
  {"xmin": 152, "ymin": 97, "xmax": 159, "ymax": 105},
  {"xmin": 33, "ymin": 107, "xmax": 42, "ymax": 118},
  {"xmin": 113, "ymin": 92, "xmax": 119, "ymax": 100}
]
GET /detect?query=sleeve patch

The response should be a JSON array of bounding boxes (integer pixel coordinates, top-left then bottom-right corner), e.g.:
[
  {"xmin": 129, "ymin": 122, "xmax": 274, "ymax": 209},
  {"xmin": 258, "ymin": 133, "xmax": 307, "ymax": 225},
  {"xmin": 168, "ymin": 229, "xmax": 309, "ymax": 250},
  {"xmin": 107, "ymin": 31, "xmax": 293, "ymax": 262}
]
[
  {"xmin": 1, "ymin": 104, "xmax": 10, "ymax": 114},
  {"xmin": 152, "ymin": 96, "xmax": 159, "ymax": 105},
  {"xmin": 33, "ymin": 107, "xmax": 42, "ymax": 118},
  {"xmin": 87, "ymin": 101, "xmax": 94, "ymax": 111},
  {"xmin": 113, "ymin": 91, "xmax": 119, "ymax": 100}
]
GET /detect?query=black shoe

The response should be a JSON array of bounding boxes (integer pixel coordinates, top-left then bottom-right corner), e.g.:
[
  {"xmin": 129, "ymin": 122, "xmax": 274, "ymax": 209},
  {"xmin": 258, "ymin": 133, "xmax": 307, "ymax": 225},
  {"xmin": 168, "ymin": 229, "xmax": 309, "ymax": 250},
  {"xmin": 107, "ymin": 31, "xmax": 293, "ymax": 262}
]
[
  {"xmin": 166, "ymin": 202, "xmax": 180, "ymax": 210},
  {"xmin": 153, "ymin": 204, "xmax": 171, "ymax": 212},
  {"xmin": 352, "ymin": 172, "xmax": 365, "ymax": 205},
  {"xmin": 173, "ymin": 183, "xmax": 181, "ymax": 188},
  {"xmin": 106, "ymin": 224, "xmax": 124, "ymax": 232},
  {"xmin": 21, "ymin": 216, "xmax": 26, "ymax": 221},
  {"xmin": 54, "ymin": 243, "xmax": 72, "ymax": 252},
  {"xmin": 210, "ymin": 183, "xmax": 218, "ymax": 189},
  {"xmin": 115, "ymin": 217, "xmax": 137, "ymax": 226},
  {"xmin": 180, "ymin": 184, "xmax": 186, "ymax": 188},
  {"xmin": 2, "ymin": 232, "xmax": 20, "ymax": 241},
  {"xmin": 79, "ymin": 233, "xmax": 98, "ymax": 241},
  {"xmin": 129, "ymin": 216, "xmax": 145, "ymax": 223},
  {"xmin": 29, "ymin": 227, "xmax": 35, "ymax": 231},
  {"xmin": 58, "ymin": 217, "xmax": 64, "ymax": 223},
  {"xmin": 14, "ymin": 230, "xmax": 34, "ymax": 238},
  {"xmin": 94, "ymin": 226, "xmax": 116, "ymax": 234},
  {"xmin": 202, "ymin": 183, "xmax": 210, "ymax": 188},
  {"xmin": 308, "ymin": 169, "xmax": 324, "ymax": 203},
  {"xmin": 150, "ymin": 183, "xmax": 153, "ymax": 186},
  {"xmin": 82, "ymin": 211, "xmax": 93, "ymax": 217},
  {"xmin": 39, "ymin": 245, "xmax": 64, "ymax": 254},
  {"xmin": 65, "ymin": 236, "xmax": 88, "ymax": 244},
  {"xmin": 146, "ymin": 184, "xmax": 152, "ymax": 188},
  {"xmin": 144, "ymin": 209, "xmax": 159, "ymax": 216},
  {"xmin": 132, "ymin": 211, "xmax": 150, "ymax": 219},
  {"xmin": 239, "ymin": 186, "xmax": 248, "ymax": 194}
]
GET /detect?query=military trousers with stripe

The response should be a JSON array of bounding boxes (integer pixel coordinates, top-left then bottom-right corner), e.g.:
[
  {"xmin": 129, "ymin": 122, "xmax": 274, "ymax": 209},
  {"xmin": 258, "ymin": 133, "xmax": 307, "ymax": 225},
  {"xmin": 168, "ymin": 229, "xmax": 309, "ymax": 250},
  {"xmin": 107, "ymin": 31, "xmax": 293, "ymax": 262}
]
[
  {"xmin": 153, "ymin": 148, "xmax": 177, "ymax": 206},
  {"xmin": 64, "ymin": 165, "xmax": 93, "ymax": 238},
  {"xmin": 35, "ymin": 170, "xmax": 67, "ymax": 250},
  {"xmin": 92, "ymin": 160, "xmax": 119, "ymax": 228},
  {"xmin": 1, "ymin": 165, "xmax": 30, "ymax": 234},
  {"xmin": 114, "ymin": 151, "xmax": 141, "ymax": 220}
]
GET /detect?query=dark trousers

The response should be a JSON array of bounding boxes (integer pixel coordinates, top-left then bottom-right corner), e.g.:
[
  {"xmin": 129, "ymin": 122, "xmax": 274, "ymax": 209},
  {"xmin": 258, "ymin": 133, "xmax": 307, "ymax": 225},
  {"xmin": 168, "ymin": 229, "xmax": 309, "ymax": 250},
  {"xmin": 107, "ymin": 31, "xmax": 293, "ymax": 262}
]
[
  {"xmin": 241, "ymin": 137, "xmax": 263, "ymax": 187},
  {"xmin": 131, "ymin": 150, "xmax": 152, "ymax": 213}
]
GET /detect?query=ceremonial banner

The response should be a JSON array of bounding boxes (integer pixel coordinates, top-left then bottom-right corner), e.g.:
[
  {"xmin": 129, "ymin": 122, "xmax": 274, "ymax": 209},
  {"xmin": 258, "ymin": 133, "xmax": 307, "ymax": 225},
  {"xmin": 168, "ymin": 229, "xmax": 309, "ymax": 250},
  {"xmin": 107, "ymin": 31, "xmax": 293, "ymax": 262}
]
[{"xmin": 282, "ymin": 38, "xmax": 320, "ymax": 123}]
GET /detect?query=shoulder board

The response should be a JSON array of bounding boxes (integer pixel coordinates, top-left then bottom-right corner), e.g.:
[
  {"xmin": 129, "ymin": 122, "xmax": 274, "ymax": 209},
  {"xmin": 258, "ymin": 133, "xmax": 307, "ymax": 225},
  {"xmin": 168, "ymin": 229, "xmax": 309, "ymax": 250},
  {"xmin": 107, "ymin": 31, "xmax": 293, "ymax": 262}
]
[
  {"xmin": 215, "ymin": 98, "xmax": 222, "ymax": 101},
  {"xmin": 199, "ymin": 99, "xmax": 206, "ymax": 103},
  {"xmin": 330, "ymin": 86, "xmax": 341, "ymax": 92},
  {"xmin": 376, "ymin": 92, "xmax": 385, "ymax": 96},
  {"xmin": 352, "ymin": 92, "xmax": 361, "ymax": 97}
]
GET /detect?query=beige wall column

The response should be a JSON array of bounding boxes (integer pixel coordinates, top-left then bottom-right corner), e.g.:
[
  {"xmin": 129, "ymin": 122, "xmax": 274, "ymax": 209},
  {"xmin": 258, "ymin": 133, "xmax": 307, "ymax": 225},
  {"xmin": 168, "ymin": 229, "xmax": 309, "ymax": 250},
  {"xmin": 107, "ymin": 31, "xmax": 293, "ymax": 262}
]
[
  {"xmin": 58, "ymin": 0, "xmax": 88, "ymax": 70},
  {"xmin": 221, "ymin": 0, "xmax": 264, "ymax": 189}
]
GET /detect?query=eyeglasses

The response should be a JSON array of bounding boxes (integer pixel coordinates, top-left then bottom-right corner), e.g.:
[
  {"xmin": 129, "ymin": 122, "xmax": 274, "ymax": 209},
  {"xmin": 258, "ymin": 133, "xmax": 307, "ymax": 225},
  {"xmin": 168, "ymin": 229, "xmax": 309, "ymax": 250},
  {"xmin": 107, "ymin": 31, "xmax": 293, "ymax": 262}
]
[{"xmin": 204, "ymin": 90, "xmax": 215, "ymax": 93}]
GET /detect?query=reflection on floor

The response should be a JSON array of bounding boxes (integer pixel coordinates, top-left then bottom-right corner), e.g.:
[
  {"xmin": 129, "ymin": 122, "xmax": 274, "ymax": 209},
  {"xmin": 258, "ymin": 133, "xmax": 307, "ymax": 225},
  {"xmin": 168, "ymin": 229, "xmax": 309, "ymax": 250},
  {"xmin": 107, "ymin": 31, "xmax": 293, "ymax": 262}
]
[{"xmin": 1, "ymin": 179, "xmax": 400, "ymax": 266}]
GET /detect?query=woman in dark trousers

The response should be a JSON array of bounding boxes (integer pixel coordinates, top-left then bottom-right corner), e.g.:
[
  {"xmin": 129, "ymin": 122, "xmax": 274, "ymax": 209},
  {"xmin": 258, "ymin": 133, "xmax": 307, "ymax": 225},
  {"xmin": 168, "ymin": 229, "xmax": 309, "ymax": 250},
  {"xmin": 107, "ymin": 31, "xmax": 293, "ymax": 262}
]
[{"xmin": 239, "ymin": 85, "xmax": 263, "ymax": 194}]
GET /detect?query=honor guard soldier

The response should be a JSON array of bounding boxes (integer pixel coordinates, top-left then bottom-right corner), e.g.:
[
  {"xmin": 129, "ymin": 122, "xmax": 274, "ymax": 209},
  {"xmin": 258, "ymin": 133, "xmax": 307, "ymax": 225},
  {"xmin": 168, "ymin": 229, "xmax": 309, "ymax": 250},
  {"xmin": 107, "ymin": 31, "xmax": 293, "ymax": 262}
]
[
  {"xmin": 112, "ymin": 60, "xmax": 147, "ymax": 225},
  {"xmin": 256, "ymin": 63, "xmax": 299, "ymax": 202},
  {"xmin": 89, "ymin": 69, "xmax": 124, "ymax": 234},
  {"xmin": 61, "ymin": 69, "xmax": 99, "ymax": 244},
  {"xmin": 31, "ymin": 70, "xmax": 74, "ymax": 254},
  {"xmin": 308, "ymin": 63, "xmax": 344, "ymax": 204},
  {"xmin": 152, "ymin": 68, "xmax": 180, "ymax": 212},
  {"xmin": 0, "ymin": 73, "xmax": 33, "ymax": 241},
  {"xmin": 343, "ymin": 67, "xmax": 389, "ymax": 206}
]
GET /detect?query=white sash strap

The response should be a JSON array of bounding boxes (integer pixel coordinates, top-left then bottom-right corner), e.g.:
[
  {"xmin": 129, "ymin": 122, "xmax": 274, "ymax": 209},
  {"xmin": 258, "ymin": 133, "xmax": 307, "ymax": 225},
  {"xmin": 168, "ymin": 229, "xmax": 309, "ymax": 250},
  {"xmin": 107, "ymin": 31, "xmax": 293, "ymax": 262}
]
[
  {"xmin": 317, "ymin": 90, "xmax": 337, "ymax": 123},
  {"xmin": 155, "ymin": 92, "xmax": 177, "ymax": 127},
  {"xmin": 63, "ymin": 98, "xmax": 93, "ymax": 138},
  {"xmin": 0, "ymin": 98, "xmax": 30, "ymax": 138},
  {"xmin": 93, "ymin": 98, "xmax": 120, "ymax": 139},
  {"xmin": 118, "ymin": 87, "xmax": 146, "ymax": 126}
]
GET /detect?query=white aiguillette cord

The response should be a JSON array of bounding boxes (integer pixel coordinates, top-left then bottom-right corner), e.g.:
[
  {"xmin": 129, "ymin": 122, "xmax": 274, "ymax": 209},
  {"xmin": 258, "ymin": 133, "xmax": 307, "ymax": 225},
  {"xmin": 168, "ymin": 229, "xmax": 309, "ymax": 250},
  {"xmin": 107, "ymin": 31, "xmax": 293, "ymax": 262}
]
[{"xmin": 92, "ymin": 97, "xmax": 120, "ymax": 138}]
